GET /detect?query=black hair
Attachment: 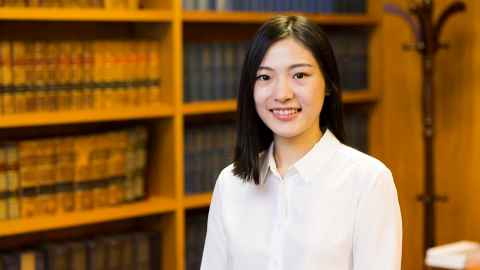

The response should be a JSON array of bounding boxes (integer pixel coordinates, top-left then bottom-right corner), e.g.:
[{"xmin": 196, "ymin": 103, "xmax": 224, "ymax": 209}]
[{"xmin": 233, "ymin": 15, "xmax": 345, "ymax": 184}]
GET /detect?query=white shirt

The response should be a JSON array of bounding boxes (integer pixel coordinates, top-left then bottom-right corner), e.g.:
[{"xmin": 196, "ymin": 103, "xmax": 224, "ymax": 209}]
[{"xmin": 201, "ymin": 129, "xmax": 402, "ymax": 270}]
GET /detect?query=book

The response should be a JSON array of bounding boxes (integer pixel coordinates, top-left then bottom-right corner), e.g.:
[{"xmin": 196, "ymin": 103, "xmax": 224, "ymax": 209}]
[
  {"xmin": 425, "ymin": 241, "xmax": 480, "ymax": 269},
  {"xmin": 20, "ymin": 251, "xmax": 36, "ymax": 270}
]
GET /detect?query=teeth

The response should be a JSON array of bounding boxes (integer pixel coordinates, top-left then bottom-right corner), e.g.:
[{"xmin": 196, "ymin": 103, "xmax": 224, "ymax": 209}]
[{"xmin": 272, "ymin": 109, "xmax": 298, "ymax": 115}]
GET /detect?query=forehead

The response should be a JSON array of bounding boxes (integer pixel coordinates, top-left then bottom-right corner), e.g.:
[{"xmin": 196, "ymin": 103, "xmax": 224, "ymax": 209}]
[{"xmin": 260, "ymin": 37, "xmax": 318, "ymax": 67}]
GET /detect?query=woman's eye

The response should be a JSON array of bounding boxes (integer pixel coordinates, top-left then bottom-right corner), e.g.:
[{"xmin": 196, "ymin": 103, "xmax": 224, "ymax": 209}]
[
  {"xmin": 293, "ymin": 72, "xmax": 308, "ymax": 79},
  {"xmin": 256, "ymin": 74, "xmax": 270, "ymax": 81}
]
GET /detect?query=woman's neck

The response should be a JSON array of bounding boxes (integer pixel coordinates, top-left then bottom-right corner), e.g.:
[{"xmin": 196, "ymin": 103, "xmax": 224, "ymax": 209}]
[{"xmin": 273, "ymin": 128, "xmax": 323, "ymax": 177}]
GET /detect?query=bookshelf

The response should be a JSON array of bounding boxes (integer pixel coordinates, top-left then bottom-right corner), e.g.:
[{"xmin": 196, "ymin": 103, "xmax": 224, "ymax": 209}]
[{"xmin": 0, "ymin": 0, "xmax": 384, "ymax": 270}]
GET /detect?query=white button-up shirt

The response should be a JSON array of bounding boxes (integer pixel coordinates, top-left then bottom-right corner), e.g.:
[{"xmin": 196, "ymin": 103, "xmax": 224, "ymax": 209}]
[{"xmin": 201, "ymin": 129, "xmax": 402, "ymax": 270}]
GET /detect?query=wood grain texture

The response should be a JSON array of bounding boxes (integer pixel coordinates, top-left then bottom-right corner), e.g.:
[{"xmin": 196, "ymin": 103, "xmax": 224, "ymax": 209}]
[
  {"xmin": 433, "ymin": 0, "xmax": 473, "ymax": 247},
  {"xmin": 467, "ymin": 0, "xmax": 480, "ymax": 243},
  {"xmin": 381, "ymin": 0, "xmax": 425, "ymax": 269}
]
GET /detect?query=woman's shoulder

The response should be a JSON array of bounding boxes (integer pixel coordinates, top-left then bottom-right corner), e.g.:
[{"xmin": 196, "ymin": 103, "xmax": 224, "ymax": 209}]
[
  {"xmin": 215, "ymin": 163, "xmax": 246, "ymax": 188},
  {"xmin": 335, "ymin": 142, "xmax": 392, "ymax": 179}
]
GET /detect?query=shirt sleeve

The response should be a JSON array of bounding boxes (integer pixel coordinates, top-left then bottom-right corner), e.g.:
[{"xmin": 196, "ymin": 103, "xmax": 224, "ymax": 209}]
[
  {"xmin": 200, "ymin": 171, "xmax": 228, "ymax": 270},
  {"xmin": 352, "ymin": 169, "xmax": 402, "ymax": 270}
]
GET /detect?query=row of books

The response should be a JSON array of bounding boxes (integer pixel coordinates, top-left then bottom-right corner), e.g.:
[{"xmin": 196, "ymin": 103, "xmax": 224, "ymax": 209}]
[
  {"xmin": 344, "ymin": 108, "xmax": 369, "ymax": 153},
  {"xmin": 182, "ymin": 109, "xmax": 369, "ymax": 195},
  {"xmin": 327, "ymin": 29, "xmax": 369, "ymax": 91},
  {"xmin": 0, "ymin": 126, "xmax": 147, "ymax": 220},
  {"xmin": 183, "ymin": 32, "xmax": 368, "ymax": 102},
  {"xmin": 183, "ymin": 0, "xmax": 366, "ymax": 13},
  {"xmin": 0, "ymin": 40, "xmax": 161, "ymax": 114},
  {"xmin": 0, "ymin": 0, "xmax": 139, "ymax": 9},
  {"xmin": 183, "ymin": 41, "xmax": 247, "ymax": 102},
  {"xmin": 0, "ymin": 231, "xmax": 160, "ymax": 270},
  {"xmin": 186, "ymin": 209, "xmax": 208, "ymax": 270},
  {"xmin": 184, "ymin": 121, "xmax": 235, "ymax": 194}
]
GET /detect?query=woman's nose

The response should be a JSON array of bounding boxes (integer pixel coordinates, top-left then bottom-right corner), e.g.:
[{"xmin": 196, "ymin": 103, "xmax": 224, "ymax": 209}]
[{"xmin": 273, "ymin": 78, "xmax": 294, "ymax": 102}]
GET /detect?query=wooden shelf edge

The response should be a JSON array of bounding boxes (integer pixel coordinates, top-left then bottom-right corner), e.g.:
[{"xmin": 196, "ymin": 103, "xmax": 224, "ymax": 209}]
[
  {"xmin": 181, "ymin": 91, "xmax": 377, "ymax": 115},
  {"xmin": 182, "ymin": 11, "xmax": 379, "ymax": 25},
  {"xmin": 182, "ymin": 100, "xmax": 237, "ymax": 115},
  {"xmin": 0, "ymin": 8, "xmax": 173, "ymax": 22},
  {"xmin": 0, "ymin": 197, "xmax": 177, "ymax": 237},
  {"xmin": 183, "ymin": 193, "xmax": 212, "ymax": 209},
  {"xmin": 0, "ymin": 103, "xmax": 174, "ymax": 128}
]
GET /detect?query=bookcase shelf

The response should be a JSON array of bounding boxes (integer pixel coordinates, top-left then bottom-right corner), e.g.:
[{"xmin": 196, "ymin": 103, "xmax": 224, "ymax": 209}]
[
  {"xmin": 182, "ymin": 11, "xmax": 379, "ymax": 26},
  {"xmin": 184, "ymin": 193, "xmax": 212, "ymax": 209},
  {"xmin": 0, "ymin": 196, "xmax": 177, "ymax": 237},
  {"xmin": 0, "ymin": 103, "xmax": 174, "ymax": 128},
  {"xmin": 0, "ymin": 7, "xmax": 173, "ymax": 22},
  {"xmin": 181, "ymin": 91, "xmax": 378, "ymax": 115},
  {"xmin": 182, "ymin": 100, "xmax": 237, "ymax": 115}
]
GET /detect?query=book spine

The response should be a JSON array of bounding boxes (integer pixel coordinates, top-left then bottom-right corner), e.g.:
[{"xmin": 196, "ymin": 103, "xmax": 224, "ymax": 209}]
[
  {"xmin": 0, "ymin": 145, "xmax": 8, "ymax": 220},
  {"xmin": 6, "ymin": 143, "xmax": 19, "ymax": 219}
]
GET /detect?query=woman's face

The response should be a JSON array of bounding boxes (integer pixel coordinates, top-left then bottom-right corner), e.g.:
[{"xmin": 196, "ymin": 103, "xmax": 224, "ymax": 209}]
[{"xmin": 253, "ymin": 37, "xmax": 326, "ymax": 141}]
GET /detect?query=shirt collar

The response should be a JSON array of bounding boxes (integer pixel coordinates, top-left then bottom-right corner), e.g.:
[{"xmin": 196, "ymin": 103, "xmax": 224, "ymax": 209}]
[{"xmin": 259, "ymin": 129, "xmax": 340, "ymax": 184}]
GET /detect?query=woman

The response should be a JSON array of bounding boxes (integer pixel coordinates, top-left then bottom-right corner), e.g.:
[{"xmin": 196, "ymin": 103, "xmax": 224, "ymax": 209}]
[{"xmin": 201, "ymin": 15, "xmax": 402, "ymax": 270}]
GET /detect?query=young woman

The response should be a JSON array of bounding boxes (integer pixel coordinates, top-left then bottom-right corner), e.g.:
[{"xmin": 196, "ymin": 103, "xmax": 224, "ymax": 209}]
[{"xmin": 201, "ymin": 15, "xmax": 402, "ymax": 270}]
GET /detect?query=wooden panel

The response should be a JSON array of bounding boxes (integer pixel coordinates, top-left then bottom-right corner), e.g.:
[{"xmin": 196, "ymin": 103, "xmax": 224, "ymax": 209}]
[
  {"xmin": 381, "ymin": 0, "xmax": 424, "ymax": 269},
  {"xmin": 147, "ymin": 118, "xmax": 177, "ymax": 197},
  {"xmin": 433, "ymin": 0, "xmax": 473, "ymax": 247},
  {"xmin": 0, "ymin": 8, "xmax": 173, "ymax": 21},
  {"xmin": 171, "ymin": 1, "xmax": 185, "ymax": 269},
  {"xmin": 0, "ymin": 197, "xmax": 176, "ymax": 237},
  {"xmin": 469, "ymin": 0, "xmax": 480, "ymax": 243}
]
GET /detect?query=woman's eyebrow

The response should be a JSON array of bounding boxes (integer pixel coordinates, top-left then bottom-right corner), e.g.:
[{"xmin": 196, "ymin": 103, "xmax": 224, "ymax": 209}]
[
  {"xmin": 289, "ymin": 63, "xmax": 313, "ymax": 69},
  {"xmin": 258, "ymin": 63, "xmax": 313, "ymax": 71},
  {"xmin": 257, "ymin": 66, "xmax": 274, "ymax": 71}
]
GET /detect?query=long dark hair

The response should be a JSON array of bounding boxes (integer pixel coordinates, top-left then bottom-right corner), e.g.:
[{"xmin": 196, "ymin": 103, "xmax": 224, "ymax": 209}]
[{"xmin": 233, "ymin": 15, "xmax": 345, "ymax": 184}]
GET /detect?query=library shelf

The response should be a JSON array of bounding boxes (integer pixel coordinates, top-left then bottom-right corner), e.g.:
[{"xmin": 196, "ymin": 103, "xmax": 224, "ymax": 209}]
[
  {"xmin": 184, "ymin": 193, "xmax": 212, "ymax": 209},
  {"xmin": 181, "ymin": 91, "xmax": 378, "ymax": 115},
  {"xmin": 0, "ymin": 196, "xmax": 177, "ymax": 237},
  {"xmin": 182, "ymin": 100, "xmax": 237, "ymax": 115},
  {"xmin": 0, "ymin": 8, "xmax": 173, "ymax": 22},
  {"xmin": 0, "ymin": 103, "xmax": 174, "ymax": 128},
  {"xmin": 182, "ymin": 11, "xmax": 379, "ymax": 26}
]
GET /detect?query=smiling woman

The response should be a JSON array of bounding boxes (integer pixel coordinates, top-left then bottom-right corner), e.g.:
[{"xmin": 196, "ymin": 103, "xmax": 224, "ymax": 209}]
[{"xmin": 200, "ymin": 15, "xmax": 402, "ymax": 270}]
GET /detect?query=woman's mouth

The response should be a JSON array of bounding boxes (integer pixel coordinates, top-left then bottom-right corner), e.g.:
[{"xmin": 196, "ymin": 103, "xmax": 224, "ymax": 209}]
[{"xmin": 270, "ymin": 108, "xmax": 301, "ymax": 121}]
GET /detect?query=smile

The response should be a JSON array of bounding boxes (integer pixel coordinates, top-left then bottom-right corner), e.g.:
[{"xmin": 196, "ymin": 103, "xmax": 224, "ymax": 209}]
[{"xmin": 269, "ymin": 108, "xmax": 302, "ymax": 121}]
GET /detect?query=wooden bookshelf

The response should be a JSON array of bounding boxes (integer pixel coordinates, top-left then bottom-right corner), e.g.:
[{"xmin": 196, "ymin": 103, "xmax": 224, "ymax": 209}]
[
  {"xmin": 0, "ymin": 1, "xmax": 384, "ymax": 270},
  {"xmin": 0, "ymin": 197, "xmax": 177, "ymax": 237},
  {"xmin": 0, "ymin": 8, "xmax": 173, "ymax": 22},
  {"xmin": 182, "ymin": 11, "xmax": 379, "ymax": 26},
  {"xmin": 183, "ymin": 193, "xmax": 212, "ymax": 209},
  {"xmin": 0, "ymin": 103, "xmax": 174, "ymax": 128}
]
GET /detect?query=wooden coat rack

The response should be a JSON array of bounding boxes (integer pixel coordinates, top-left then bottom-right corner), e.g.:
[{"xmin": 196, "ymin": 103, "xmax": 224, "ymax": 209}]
[{"xmin": 384, "ymin": 0, "xmax": 466, "ymax": 262}]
